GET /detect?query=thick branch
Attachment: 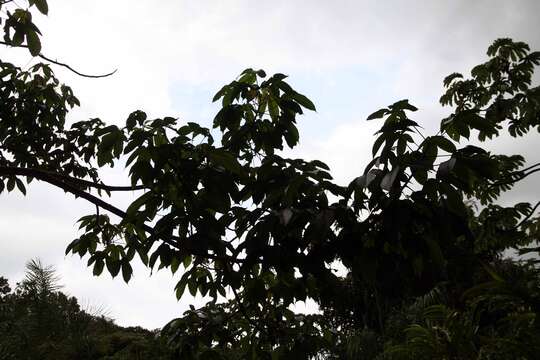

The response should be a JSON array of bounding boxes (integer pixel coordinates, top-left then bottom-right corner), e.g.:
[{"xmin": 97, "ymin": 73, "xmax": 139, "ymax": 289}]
[
  {"xmin": 54, "ymin": 172, "xmax": 146, "ymax": 192},
  {"xmin": 0, "ymin": 166, "xmax": 241, "ymax": 264},
  {"xmin": 0, "ymin": 166, "xmax": 135, "ymax": 222},
  {"xmin": 0, "ymin": 166, "xmax": 145, "ymax": 192},
  {"xmin": 0, "ymin": 41, "xmax": 117, "ymax": 79}
]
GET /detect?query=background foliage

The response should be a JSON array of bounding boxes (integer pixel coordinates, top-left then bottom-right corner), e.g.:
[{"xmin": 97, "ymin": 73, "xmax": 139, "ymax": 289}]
[{"xmin": 0, "ymin": 261, "xmax": 172, "ymax": 359}]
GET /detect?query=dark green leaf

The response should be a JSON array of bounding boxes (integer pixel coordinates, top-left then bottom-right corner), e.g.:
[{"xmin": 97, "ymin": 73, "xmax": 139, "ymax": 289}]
[
  {"xmin": 33, "ymin": 0, "xmax": 48, "ymax": 15},
  {"xmin": 367, "ymin": 108, "xmax": 388, "ymax": 120},
  {"xmin": 26, "ymin": 30, "xmax": 41, "ymax": 56},
  {"xmin": 290, "ymin": 92, "xmax": 316, "ymax": 111}
]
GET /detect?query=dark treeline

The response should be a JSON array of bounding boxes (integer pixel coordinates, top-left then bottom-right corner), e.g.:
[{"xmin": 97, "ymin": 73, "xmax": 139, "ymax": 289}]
[{"xmin": 0, "ymin": 260, "xmax": 172, "ymax": 360}]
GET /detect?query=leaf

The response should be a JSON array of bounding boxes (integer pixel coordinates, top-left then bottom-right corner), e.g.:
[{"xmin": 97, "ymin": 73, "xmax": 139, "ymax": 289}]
[
  {"xmin": 65, "ymin": 239, "xmax": 79, "ymax": 255},
  {"xmin": 390, "ymin": 99, "xmax": 418, "ymax": 112},
  {"xmin": 208, "ymin": 149, "xmax": 244, "ymax": 175},
  {"xmin": 212, "ymin": 85, "xmax": 228, "ymax": 102},
  {"xmin": 443, "ymin": 72, "xmax": 463, "ymax": 87},
  {"xmin": 271, "ymin": 73, "xmax": 288, "ymax": 81},
  {"xmin": 6, "ymin": 178, "xmax": 15, "ymax": 192},
  {"xmin": 175, "ymin": 279, "xmax": 187, "ymax": 299},
  {"xmin": 170, "ymin": 257, "xmax": 180, "ymax": 274},
  {"xmin": 137, "ymin": 248, "xmax": 149, "ymax": 266},
  {"xmin": 106, "ymin": 258, "xmax": 121, "ymax": 277},
  {"xmin": 268, "ymin": 96, "xmax": 279, "ymax": 121},
  {"xmin": 367, "ymin": 108, "xmax": 388, "ymax": 120},
  {"xmin": 33, "ymin": 0, "xmax": 48, "ymax": 15},
  {"xmin": 183, "ymin": 255, "xmax": 192, "ymax": 269},
  {"xmin": 96, "ymin": 125, "xmax": 120, "ymax": 136},
  {"xmin": 311, "ymin": 160, "xmax": 330, "ymax": 170},
  {"xmin": 372, "ymin": 134, "xmax": 386, "ymax": 156},
  {"xmin": 437, "ymin": 158, "xmax": 456, "ymax": 177},
  {"xmin": 284, "ymin": 122, "xmax": 299, "ymax": 148},
  {"xmin": 381, "ymin": 166, "xmax": 400, "ymax": 191},
  {"xmin": 126, "ymin": 111, "xmax": 146, "ymax": 129},
  {"xmin": 93, "ymin": 259, "xmax": 104, "ymax": 276},
  {"xmin": 431, "ymin": 136, "xmax": 456, "ymax": 153},
  {"xmin": 12, "ymin": 30, "xmax": 25, "ymax": 46},
  {"xmin": 238, "ymin": 69, "xmax": 256, "ymax": 84},
  {"xmin": 121, "ymin": 262, "xmax": 133, "ymax": 283},
  {"xmin": 26, "ymin": 30, "xmax": 41, "ymax": 56},
  {"xmin": 355, "ymin": 175, "xmax": 367, "ymax": 188},
  {"xmin": 279, "ymin": 208, "xmax": 293, "ymax": 226},
  {"xmin": 366, "ymin": 169, "xmax": 382, "ymax": 187},
  {"xmin": 188, "ymin": 280, "xmax": 198, "ymax": 297},
  {"xmin": 101, "ymin": 132, "xmax": 121, "ymax": 151},
  {"xmin": 15, "ymin": 178, "xmax": 26, "ymax": 195},
  {"xmin": 290, "ymin": 92, "xmax": 316, "ymax": 111}
]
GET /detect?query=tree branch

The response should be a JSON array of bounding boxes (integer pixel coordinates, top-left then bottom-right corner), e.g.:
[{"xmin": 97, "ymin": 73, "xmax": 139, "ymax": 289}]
[
  {"xmin": 520, "ymin": 162, "xmax": 540, "ymax": 173},
  {"xmin": 513, "ymin": 200, "xmax": 540, "ymax": 230},
  {"xmin": 0, "ymin": 166, "xmax": 145, "ymax": 192},
  {"xmin": 0, "ymin": 166, "xmax": 243, "ymax": 264},
  {"xmin": 490, "ymin": 168, "xmax": 540, "ymax": 188},
  {"xmin": 0, "ymin": 41, "xmax": 117, "ymax": 79}
]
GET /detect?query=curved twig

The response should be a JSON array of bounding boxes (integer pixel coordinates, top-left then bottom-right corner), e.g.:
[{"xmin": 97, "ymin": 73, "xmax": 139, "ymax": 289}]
[{"xmin": 0, "ymin": 40, "xmax": 117, "ymax": 78}]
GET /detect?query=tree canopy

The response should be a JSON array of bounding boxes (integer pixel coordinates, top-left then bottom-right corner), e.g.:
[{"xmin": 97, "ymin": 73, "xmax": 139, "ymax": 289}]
[{"xmin": 1, "ymin": 1, "xmax": 540, "ymax": 358}]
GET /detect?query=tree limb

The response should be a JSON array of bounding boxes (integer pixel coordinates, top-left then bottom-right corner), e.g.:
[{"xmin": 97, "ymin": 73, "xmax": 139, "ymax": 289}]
[
  {"xmin": 0, "ymin": 166, "xmax": 145, "ymax": 192},
  {"xmin": 0, "ymin": 166, "xmax": 243, "ymax": 264}
]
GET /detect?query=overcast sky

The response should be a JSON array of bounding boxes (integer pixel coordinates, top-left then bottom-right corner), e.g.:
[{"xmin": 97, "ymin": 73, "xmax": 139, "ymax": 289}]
[{"xmin": 1, "ymin": 0, "xmax": 539, "ymax": 329}]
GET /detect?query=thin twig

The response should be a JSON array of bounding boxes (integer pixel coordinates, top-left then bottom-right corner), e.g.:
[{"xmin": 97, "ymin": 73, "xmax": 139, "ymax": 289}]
[
  {"xmin": 513, "ymin": 200, "xmax": 540, "ymax": 230},
  {"xmin": 0, "ymin": 40, "xmax": 117, "ymax": 78},
  {"xmin": 520, "ymin": 162, "xmax": 540, "ymax": 173},
  {"xmin": 490, "ymin": 168, "xmax": 540, "ymax": 188},
  {"xmin": 229, "ymin": 280, "xmax": 266, "ymax": 335},
  {"xmin": 38, "ymin": 52, "xmax": 117, "ymax": 78},
  {"xmin": 413, "ymin": 126, "xmax": 427, "ymax": 141}
]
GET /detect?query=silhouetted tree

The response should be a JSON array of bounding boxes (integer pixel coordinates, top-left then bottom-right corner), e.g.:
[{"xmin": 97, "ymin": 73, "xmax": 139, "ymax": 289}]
[{"xmin": 1, "ymin": 1, "xmax": 539, "ymax": 358}]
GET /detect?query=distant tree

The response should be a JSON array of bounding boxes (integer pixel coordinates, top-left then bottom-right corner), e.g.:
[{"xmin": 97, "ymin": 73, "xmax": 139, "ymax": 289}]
[
  {"xmin": 21, "ymin": 258, "xmax": 62, "ymax": 293},
  {"xmin": 0, "ymin": 261, "xmax": 173, "ymax": 359},
  {"xmin": 1, "ymin": 1, "xmax": 540, "ymax": 358},
  {"xmin": 0, "ymin": 277, "xmax": 10, "ymax": 297}
]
